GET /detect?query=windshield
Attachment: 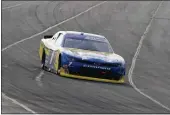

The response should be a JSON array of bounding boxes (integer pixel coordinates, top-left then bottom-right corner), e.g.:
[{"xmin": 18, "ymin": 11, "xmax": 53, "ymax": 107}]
[{"xmin": 63, "ymin": 37, "xmax": 113, "ymax": 53}]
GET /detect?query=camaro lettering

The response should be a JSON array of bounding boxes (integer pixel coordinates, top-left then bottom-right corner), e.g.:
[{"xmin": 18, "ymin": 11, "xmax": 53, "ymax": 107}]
[{"xmin": 83, "ymin": 65, "xmax": 111, "ymax": 70}]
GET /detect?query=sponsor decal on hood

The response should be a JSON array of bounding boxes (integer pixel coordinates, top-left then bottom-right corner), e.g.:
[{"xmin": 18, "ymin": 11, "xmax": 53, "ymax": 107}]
[{"xmin": 62, "ymin": 48, "xmax": 125, "ymax": 63}]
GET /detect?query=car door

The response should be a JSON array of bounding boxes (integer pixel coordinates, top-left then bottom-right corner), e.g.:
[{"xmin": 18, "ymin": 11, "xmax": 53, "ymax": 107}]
[
  {"xmin": 55, "ymin": 33, "xmax": 64, "ymax": 47},
  {"xmin": 48, "ymin": 32, "xmax": 64, "ymax": 68}
]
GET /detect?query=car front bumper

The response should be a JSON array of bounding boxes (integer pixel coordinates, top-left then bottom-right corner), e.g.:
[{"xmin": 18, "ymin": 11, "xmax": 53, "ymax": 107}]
[
  {"xmin": 60, "ymin": 53, "xmax": 125, "ymax": 83},
  {"xmin": 59, "ymin": 67, "xmax": 125, "ymax": 83}
]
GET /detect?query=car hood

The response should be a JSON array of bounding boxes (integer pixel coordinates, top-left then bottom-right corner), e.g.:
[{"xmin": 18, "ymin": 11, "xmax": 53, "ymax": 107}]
[{"xmin": 61, "ymin": 48, "xmax": 125, "ymax": 64}]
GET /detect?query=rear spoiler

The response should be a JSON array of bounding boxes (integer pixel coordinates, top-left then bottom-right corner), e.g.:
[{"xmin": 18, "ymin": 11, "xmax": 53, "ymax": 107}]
[{"xmin": 44, "ymin": 35, "xmax": 53, "ymax": 39}]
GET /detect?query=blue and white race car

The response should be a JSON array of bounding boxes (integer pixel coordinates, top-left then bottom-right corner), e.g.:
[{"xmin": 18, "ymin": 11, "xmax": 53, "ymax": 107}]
[{"xmin": 39, "ymin": 31, "xmax": 126, "ymax": 83}]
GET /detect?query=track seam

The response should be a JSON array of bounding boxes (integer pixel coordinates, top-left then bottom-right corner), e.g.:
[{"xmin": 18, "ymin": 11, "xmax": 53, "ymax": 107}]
[
  {"xmin": 1, "ymin": 1, "xmax": 107, "ymax": 114},
  {"xmin": 128, "ymin": 1, "xmax": 170, "ymax": 111}
]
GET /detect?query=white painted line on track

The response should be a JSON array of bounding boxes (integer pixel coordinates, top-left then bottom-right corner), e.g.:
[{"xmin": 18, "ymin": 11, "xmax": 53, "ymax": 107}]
[
  {"xmin": 128, "ymin": 1, "xmax": 170, "ymax": 111},
  {"xmin": 35, "ymin": 71, "xmax": 44, "ymax": 87},
  {"xmin": 2, "ymin": 1, "xmax": 107, "ymax": 52},
  {"xmin": 1, "ymin": 1, "xmax": 107, "ymax": 114},
  {"xmin": 2, "ymin": 2, "xmax": 28, "ymax": 10},
  {"xmin": 2, "ymin": 93, "xmax": 38, "ymax": 114}
]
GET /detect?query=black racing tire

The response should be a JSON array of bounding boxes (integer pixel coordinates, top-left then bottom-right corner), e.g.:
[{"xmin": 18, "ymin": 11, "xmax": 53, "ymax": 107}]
[
  {"xmin": 41, "ymin": 49, "xmax": 52, "ymax": 72},
  {"xmin": 41, "ymin": 49, "xmax": 46, "ymax": 70},
  {"xmin": 57, "ymin": 55, "xmax": 61, "ymax": 75}
]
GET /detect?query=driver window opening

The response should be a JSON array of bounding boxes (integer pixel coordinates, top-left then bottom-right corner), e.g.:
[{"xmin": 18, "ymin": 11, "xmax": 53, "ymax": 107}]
[{"xmin": 56, "ymin": 33, "xmax": 62, "ymax": 39}]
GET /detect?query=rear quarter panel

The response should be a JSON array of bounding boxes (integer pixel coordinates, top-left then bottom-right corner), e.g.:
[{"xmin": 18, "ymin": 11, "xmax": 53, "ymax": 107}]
[
  {"xmin": 39, "ymin": 40, "xmax": 51, "ymax": 61},
  {"xmin": 39, "ymin": 40, "xmax": 44, "ymax": 61}
]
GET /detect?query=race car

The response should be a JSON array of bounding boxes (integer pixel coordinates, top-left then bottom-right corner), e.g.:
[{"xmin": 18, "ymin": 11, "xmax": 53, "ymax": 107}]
[{"xmin": 39, "ymin": 31, "xmax": 126, "ymax": 83}]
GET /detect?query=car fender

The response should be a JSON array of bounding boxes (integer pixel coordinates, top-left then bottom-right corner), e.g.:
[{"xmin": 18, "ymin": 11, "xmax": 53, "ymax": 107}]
[{"xmin": 39, "ymin": 41, "xmax": 45, "ymax": 61}]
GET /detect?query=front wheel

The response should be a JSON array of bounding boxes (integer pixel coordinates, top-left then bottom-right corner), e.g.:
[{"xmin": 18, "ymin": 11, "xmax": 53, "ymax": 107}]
[
  {"xmin": 41, "ymin": 49, "xmax": 46, "ymax": 70},
  {"xmin": 41, "ymin": 49, "xmax": 51, "ymax": 71},
  {"xmin": 56, "ymin": 55, "xmax": 61, "ymax": 75}
]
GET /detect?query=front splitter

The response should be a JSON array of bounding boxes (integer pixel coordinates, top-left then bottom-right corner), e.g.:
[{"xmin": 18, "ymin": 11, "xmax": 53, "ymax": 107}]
[{"xmin": 59, "ymin": 69, "xmax": 125, "ymax": 84}]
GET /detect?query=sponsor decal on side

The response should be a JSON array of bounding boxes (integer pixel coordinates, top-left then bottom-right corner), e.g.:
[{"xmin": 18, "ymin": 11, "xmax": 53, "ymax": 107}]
[{"xmin": 83, "ymin": 64, "xmax": 111, "ymax": 70}]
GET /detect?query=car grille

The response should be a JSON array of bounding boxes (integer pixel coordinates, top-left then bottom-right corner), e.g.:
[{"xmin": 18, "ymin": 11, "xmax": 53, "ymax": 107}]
[{"xmin": 69, "ymin": 67, "xmax": 122, "ymax": 80}]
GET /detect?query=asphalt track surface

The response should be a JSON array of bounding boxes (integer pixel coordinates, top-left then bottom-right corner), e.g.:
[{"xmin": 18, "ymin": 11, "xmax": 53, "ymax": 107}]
[{"xmin": 2, "ymin": 1, "xmax": 170, "ymax": 114}]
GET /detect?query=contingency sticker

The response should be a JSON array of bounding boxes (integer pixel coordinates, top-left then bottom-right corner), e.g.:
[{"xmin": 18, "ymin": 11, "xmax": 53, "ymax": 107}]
[{"xmin": 85, "ymin": 36, "xmax": 105, "ymax": 42}]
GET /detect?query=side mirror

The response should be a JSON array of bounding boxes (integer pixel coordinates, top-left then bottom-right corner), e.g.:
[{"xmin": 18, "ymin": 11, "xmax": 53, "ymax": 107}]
[{"xmin": 44, "ymin": 35, "xmax": 53, "ymax": 39}]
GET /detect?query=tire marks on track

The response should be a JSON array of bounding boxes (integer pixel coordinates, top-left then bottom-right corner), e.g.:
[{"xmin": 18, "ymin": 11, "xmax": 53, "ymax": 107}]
[
  {"xmin": 2, "ymin": 1, "xmax": 107, "ymax": 52},
  {"xmin": 2, "ymin": 1, "xmax": 170, "ymax": 113}
]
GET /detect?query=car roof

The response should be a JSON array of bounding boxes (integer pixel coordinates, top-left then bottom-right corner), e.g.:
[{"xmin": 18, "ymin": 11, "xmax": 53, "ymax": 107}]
[{"xmin": 59, "ymin": 31, "xmax": 106, "ymax": 39}]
